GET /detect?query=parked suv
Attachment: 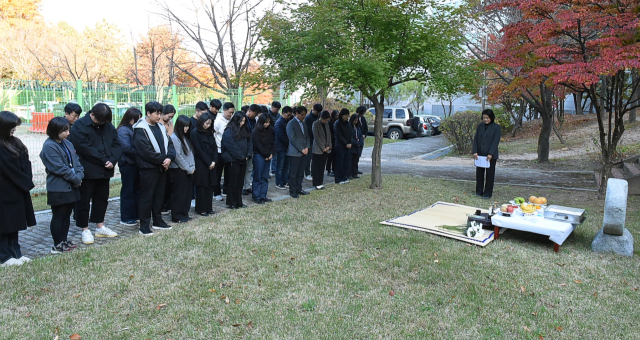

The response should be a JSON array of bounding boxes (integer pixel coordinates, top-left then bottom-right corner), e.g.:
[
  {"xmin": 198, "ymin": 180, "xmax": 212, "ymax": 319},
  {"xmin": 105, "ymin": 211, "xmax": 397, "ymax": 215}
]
[{"xmin": 365, "ymin": 106, "xmax": 418, "ymax": 139}]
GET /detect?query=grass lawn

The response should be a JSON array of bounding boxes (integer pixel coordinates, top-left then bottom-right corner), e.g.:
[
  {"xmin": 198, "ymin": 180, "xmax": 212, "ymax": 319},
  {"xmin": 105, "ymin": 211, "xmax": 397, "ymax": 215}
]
[
  {"xmin": 2, "ymin": 175, "xmax": 639, "ymax": 339},
  {"xmin": 364, "ymin": 136, "xmax": 404, "ymax": 148},
  {"xmin": 31, "ymin": 182, "xmax": 123, "ymax": 212}
]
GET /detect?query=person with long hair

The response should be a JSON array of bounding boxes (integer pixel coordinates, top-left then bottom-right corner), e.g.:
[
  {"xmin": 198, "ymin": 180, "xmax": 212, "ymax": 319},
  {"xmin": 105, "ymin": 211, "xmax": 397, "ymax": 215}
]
[
  {"xmin": 311, "ymin": 110, "xmax": 332, "ymax": 189},
  {"xmin": 221, "ymin": 112, "xmax": 252, "ymax": 209},
  {"xmin": 473, "ymin": 109, "xmax": 501, "ymax": 199},
  {"xmin": 69, "ymin": 103, "xmax": 122, "ymax": 244},
  {"xmin": 40, "ymin": 117, "xmax": 84, "ymax": 254},
  {"xmin": 251, "ymin": 114, "xmax": 275, "ymax": 204},
  {"xmin": 325, "ymin": 110, "xmax": 338, "ymax": 177},
  {"xmin": 190, "ymin": 113, "xmax": 218, "ymax": 216},
  {"xmin": 161, "ymin": 104, "xmax": 177, "ymax": 215},
  {"xmin": 349, "ymin": 114, "xmax": 364, "ymax": 179},
  {"xmin": 169, "ymin": 115, "xmax": 196, "ymax": 223},
  {"xmin": 0, "ymin": 111, "xmax": 36, "ymax": 266},
  {"xmin": 333, "ymin": 108, "xmax": 353, "ymax": 184},
  {"xmin": 117, "ymin": 107, "xmax": 142, "ymax": 226}
]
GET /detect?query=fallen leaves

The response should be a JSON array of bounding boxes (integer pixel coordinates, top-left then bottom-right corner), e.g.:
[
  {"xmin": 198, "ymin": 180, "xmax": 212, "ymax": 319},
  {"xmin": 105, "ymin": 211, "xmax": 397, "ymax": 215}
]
[
  {"xmin": 73, "ymin": 293, "xmax": 82, "ymax": 298},
  {"xmin": 523, "ymin": 326, "xmax": 531, "ymax": 332},
  {"xmin": 574, "ymin": 280, "xmax": 582, "ymax": 284},
  {"xmin": 556, "ymin": 326, "xmax": 563, "ymax": 332},
  {"xmin": 208, "ymin": 289, "xmax": 216, "ymax": 293},
  {"xmin": 69, "ymin": 334, "xmax": 81, "ymax": 340},
  {"xmin": 156, "ymin": 303, "xmax": 167, "ymax": 310},
  {"xmin": 389, "ymin": 291, "xmax": 395, "ymax": 296},
  {"xmin": 520, "ymin": 286, "xmax": 526, "ymax": 294}
]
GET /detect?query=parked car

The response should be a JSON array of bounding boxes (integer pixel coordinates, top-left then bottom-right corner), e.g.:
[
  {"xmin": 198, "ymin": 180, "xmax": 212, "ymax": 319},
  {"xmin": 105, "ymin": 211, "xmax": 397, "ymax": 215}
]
[
  {"xmin": 419, "ymin": 115, "xmax": 441, "ymax": 136},
  {"xmin": 366, "ymin": 106, "xmax": 418, "ymax": 140},
  {"xmin": 419, "ymin": 117, "xmax": 436, "ymax": 137}
]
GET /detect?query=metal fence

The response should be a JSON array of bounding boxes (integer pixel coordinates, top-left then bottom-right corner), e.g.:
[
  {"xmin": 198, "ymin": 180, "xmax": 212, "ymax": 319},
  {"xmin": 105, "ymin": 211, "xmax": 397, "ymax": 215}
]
[{"xmin": 0, "ymin": 79, "xmax": 290, "ymax": 193}]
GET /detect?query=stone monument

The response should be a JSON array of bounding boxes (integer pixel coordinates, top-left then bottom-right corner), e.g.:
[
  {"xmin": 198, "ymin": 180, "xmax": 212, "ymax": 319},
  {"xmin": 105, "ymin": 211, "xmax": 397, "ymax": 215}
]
[{"xmin": 592, "ymin": 178, "xmax": 634, "ymax": 257}]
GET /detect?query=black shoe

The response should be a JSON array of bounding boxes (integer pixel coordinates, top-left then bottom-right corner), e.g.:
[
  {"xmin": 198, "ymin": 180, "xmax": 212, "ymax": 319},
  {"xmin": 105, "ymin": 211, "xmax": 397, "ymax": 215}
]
[
  {"xmin": 347, "ymin": 176, "xmax": 353, "ymax": 180},
  {"xmin": 139, "ymin": 226, "xmax": 154, "ymax": 236},
  {"xmin": 357, "ymin": 171, "xmax": 363, "ymax": 175},
  {"xmin": 253, "ymin": 198, "xmax": 265, "ymax": 204},
  {"xmin": 174, "ymin": 219, "xmax": 189, "ymax": 223},
  {"xmin": 152, "ymin": 224, "xmax": 173, "ymax": 230},
  {"xmin": 64, "ymin": 240, "xmax": 78, "ymax": 249},
  {"xmin": 186, "ymin": 217, "xmax": 193, "ymax": 221},
  {"xmin": 263, "ymin": 198, "xmax": 273, "ymax": 202},
  {"xmin": 198, "ymin": 212, "xmax": 209, "ymax": 217},
  {"xmin": 475, "ymin": 194, "xmax": 483, "ymax": 197},
  {"xmin": 327, "ymin": 172, "xmax": 335, "ymax": 177},
  {"xmin": 207, "ymin": 211, "xmax": 216, "ymax": 215},
  {"xmin": 242, "ymin": 189, "xmax": 251, "ymax": 195},
  {"xmin": 482, "ymin": 196, "xmax": 492, "ymax": 199},
  {"xmin": 352, "ymin": 175, "xmax": 360, "ymax": 179},
  {"xmin": 290, "ymin": 194, "xmax": 300, "ymax": 198},
  {"xmin": 240, "ymin": 204, "xmax": 248, "ymax": 208},
  {"xmin": 299, "ymin": 190, "xmax": 310, "ymax": 195}
]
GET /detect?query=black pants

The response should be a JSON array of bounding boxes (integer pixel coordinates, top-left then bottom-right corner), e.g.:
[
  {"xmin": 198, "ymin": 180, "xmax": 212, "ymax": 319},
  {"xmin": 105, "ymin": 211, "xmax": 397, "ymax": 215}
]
[
  {"xmin": 163, "ymin": 170, "xmax": 172, "ymax": 211},
  {"xmin": 351, "ymin": 154, "xmax": 361, "ymax": 177},
  {"xmin": 226, "ymin": 161, "xmax": 246, "ymax": 208},
  {"xmin": 289, "ymin": 155, "xmax": 305, "ymax": 195},
  {"xmin": 139, "ymin": 169, "xmax": 167, "ymax": 229},
  {"xmin": 213, "ymin": 156, "xmax": 228, "ymax": 196},
  {"xmin": 326, "ymin": 151, "xmax": 334, "ymax": 172},
  {"xmin": 170, "ymin": 168, "xmax": 193, "ymax": 221},
  {"xmin": 195, "ymin": 186, "xmax": 214, "ymax": 214},
  {"xmin": 333, "ymin": 147, "xmax": 351, "ymax": 183},
  {"xmin": 312, "ymin": 152, "xmax": 329, "ymax": 187},
  {"xmin": 303, "ymin": 152, "xmax": 312, "ymax": 176},
  {"xmin": 50, "ymin": 202, "xmax": 74, "ymax": 245},
  {"xmin": 476, "ymin": 159, "xmax": 497, "ymax": 197},
  {"xmin": 0, "ymin": 232, "xmax": 21, "ymax": 263},
  {"xmin": 76, "ymin": 178, "xmax": 110, "ymax": 229},
  {"xmin": 119, "ymin": 163, "xmax": 140, "ymax": 222}
]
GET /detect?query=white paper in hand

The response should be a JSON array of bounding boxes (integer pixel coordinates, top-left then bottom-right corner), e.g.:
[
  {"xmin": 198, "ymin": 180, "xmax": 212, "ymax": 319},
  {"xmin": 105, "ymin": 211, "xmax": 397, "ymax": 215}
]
[{"xmin": 475, "ymin": 156, "xmax": 490, "ymax": 168}]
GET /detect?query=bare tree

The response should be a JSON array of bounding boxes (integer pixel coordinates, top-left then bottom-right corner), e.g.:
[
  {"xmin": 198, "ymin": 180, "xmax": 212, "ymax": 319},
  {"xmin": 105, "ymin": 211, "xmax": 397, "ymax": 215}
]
[{"xmin": 155, "ymin": 0, "xmax": 269, "ymax": 91}]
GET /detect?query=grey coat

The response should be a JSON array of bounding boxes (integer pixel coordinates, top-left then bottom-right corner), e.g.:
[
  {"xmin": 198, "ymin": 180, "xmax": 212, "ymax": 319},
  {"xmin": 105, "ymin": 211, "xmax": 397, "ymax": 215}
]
[
  {"xmin": 472, "ymin": 122, "xmax": 501, "ymax": 160},
  {"xmin": 170, "ymin": 134, "xmax": 195, "ymax": 173},
  {"xmin": 312, "ymin": 120, "xmax": 332, "ymax": 155},
  {"xmin": 40, "ymin": 138, "xmax": 85, "ymax": 192},
  {"xmin": 286, "ymin": 117, "xmax": 311, "ymax": 157}
]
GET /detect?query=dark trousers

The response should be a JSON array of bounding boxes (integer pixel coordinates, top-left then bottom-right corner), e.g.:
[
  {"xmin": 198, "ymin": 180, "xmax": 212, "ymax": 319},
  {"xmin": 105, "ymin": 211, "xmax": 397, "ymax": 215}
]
[
  {"xmin": 303, "ymin": 152, "xmax": 312, "ymax": 176},
  {"xmin": 213, "ymin": 156, "xmax": 227, "ymax": 196},
  {"xmin": 312, "ymin": 152, "xmax": 329, "ymax": 187},
  {"xmin": 270, "ymin": 152, "xmax": 277, "ymax": 173},
  {"xmin": 288, "ymin": 155, "xmax": 305, "ymax": 195},
  {"xmin": 76, "ymin": 178, "xmax": 110, "ymax": 228},
  {"xmin": 252, "ymin": 156, "xmax": 271, "ymax": 200},
  {"xmin": 0, "ymin": 232, "xmax": 21, "ymax": 263},
  {"xmin": 326, "ymin": 151, "xmax": 334, "ymax": 172},
  {"xmin": 476, "ymin": 159, "xmax": 497, "ymax": 197},
  {"xmin": 139, "ymin": 169, "xmax": 167, "ymax": 229},
  {"xmin": 333, "ymin": 147, "xmax": 351, "ymax": 183},
  {"xmin": 195, "ymin": 186, "xmax": 213, "ymax": 214},
  {"xmin": 351, "ymin": 154, "xmax": 361, "ymax": 177},
  {"xmin": 170, "ymin": 168, "xmax": 192, "ymax": 221},
  {"xmin": 275, "ymin": 151, "xmax": 290, "ymax": 186},
  {"xmin": 50, "ymin": 202, "xmax": 74, "ymax": 245},
  {"xmin": 163, "ymin": 170, "xmax": 172, "ymax": 211},
  {"xmin": 119, "ymin": 163, "xmax": 140, "ymax": 222},
  {"xmin": 226, "ymin": 161, "xmax": 247, "ymax": 208}
]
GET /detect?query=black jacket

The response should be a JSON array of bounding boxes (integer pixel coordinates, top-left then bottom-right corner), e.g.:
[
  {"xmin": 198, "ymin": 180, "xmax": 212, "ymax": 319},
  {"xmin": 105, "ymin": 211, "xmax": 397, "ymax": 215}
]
[
  {"xmin": 221, "ymin": 128, "xmax": 252, "ymax": 164},
  {"xmin": 359, "ymin": 115, "xmax": 369, "ymax": 136},
  {"xmin": 350, "ymin": 124, "xmax": 364, "ymax": 155},
  {"xmin": 117, "ymin": 125, "xmax": 136, "ymax": 166},
  {"xmin": 334, "ymin": 119, "xmax": 352, "ymax": 149},
  {"xmin": 472, "ymin": 122, "xmax": 501, "ymax": 160},
  {"xmin": 252, "ymin": 127, "xmax": 275, "ymax": 158},
  {"xmin": 191, "ymin": 129, "xmax": 218, "ymax": 186},
  {"xmin": 69, "ymin": 114, "xmax": 122, "ymax": 179},
  {"xmin": 133, "ymin": 125, "xmax": 176, "ymax": 170},
  {"xmin": 0, "ymin": 146, "xmax": 36, "ymax": 233},
  {"xmin": 304, "ymin": 112, "xmax": 319, "ymax": 142}
]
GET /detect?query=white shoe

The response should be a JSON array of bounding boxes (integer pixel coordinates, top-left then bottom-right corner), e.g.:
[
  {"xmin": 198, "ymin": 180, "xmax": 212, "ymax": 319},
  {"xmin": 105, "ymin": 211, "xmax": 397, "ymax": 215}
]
[
  {"xmin": 221, "ymin": 193, "xmax": 227, "ymax": 197},
  {"xmin": 315, "ymin": 185, "xmax": 325, "ymax": 190},
  {"xmin": 82, "ymin": 229, "xmax": 95, "ymax": 244},
  {"xmin": 338, "ymin": 181, "xmax": 347, "ymax": 185},
  {"xmin": 17, "ymin": 256, "xmax": 31, "ymax": 264},
  {"xmin": 1, "ymin": 258, "xmax": 23, "ymax": 267},
  {"xmin": 215, "ymin": 195, "xmax": 224, "ymax": 201},
  {"xmin": 305, "ymin": 175, "xmax": 313, "ymax": 181},
  {"xmin": 95, "ymin": 226, "xmax": 118, "ymax": 238},
  {"xmin": 191, "ymin": 199, "xmax": 196, "ymax": 208}
]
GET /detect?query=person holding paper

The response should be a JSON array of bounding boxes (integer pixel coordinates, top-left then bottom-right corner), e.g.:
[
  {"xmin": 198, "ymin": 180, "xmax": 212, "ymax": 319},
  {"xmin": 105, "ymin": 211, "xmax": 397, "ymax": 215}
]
[{"xmin": 472, "ymin": 109, "xmax": 501, "ymax": 199}]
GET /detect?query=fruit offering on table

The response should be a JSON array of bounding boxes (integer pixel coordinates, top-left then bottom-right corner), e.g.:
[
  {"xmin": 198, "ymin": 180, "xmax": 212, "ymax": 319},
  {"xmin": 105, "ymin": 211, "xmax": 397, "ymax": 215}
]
[
  {"xmin": 514, "ymin": 197, "xmax": 526, "ymax": 204},
  {"xmin": 520, "ymin": 203, "xmax": 537, "ymax": 214},
  {"xmin": 507, "ymin": 205, "xmax": 517, "ymax": 213},
  {"xmin": 529, "ymin": 196, "xmax": 547, "ymax": 205}
]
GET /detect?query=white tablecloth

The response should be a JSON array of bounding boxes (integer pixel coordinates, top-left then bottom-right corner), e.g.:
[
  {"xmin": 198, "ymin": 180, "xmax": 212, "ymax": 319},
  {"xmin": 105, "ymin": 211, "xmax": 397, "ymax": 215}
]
[{"xmin": 491, "ymin": 213, "xmax": 576, "ymax": 245}]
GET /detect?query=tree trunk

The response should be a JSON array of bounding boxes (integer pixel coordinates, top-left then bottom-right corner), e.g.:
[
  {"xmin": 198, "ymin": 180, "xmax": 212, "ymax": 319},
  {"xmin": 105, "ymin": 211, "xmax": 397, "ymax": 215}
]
[
  {"xmin": 574, "ymin": 92, "xmax": 583, "ymax": 116},
  {"xmin": 369, "ymin": 91, "xmax": 385, "ymax": 189},
  {"xmin": 630, "ymin": 69, "xmax": 638, "ymax": 123},
  {"xmin": 537, "ymin": 84, "xmax": 553, "ymax": 162}
]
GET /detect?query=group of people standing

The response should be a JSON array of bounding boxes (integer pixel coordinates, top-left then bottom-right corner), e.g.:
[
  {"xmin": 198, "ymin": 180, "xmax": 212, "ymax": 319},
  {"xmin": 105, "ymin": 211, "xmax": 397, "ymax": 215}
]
[{"xmin": 0, "ymin": 99, "xmax": 370, "ymax": 267}]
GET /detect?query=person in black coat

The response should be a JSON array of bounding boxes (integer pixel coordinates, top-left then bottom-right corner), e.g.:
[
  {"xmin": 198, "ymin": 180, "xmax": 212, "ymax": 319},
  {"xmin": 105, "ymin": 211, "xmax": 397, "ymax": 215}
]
[
  {"xmin": 349, "ymin": 114, "xmax": 364, "ymax": 179},
  {"xmin": 333, "ymin": 109, "xmax": 353, "ymax": 184},
  {"xmin": 190, "ymin": 101, "xmax": 210, "ymax": 134},
  {"xmin": 325, "ymin": 110, "xmax": 338, "ymax": 176},
  {"xmin": 68, "ymin": 103, "xmax": 122, "ymax": 244},
  {"xmin": 221, "ymin": 112, "xmax": 252, "ymax": 209},
  {"xmin": 251, "ymin": 114, "xmax": 275, "ymax": 204},
  {"xmin": 472, "ymin": 109, "xmax": 501, "ymax": 199},
  {"xmin": 190, "ymin": 113, "xmax": 218, "ymax": 216},
  {"xmin": 133, "ymin": 101, "xmax": 176, "ymax": 235},
  {"xmin": 117, "ymin": 108, "xmax": 142, "ymax": 226},
  {"xmin": 40, "ymin": 117, "xmax": 84, "ymax": 253},
  {"xmin": 0, "ymin": 111, "xmax": 36, "ymax": 267}
]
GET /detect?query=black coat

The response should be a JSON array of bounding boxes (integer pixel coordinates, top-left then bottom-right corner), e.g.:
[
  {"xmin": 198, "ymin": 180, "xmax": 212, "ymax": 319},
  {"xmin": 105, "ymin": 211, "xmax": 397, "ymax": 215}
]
[
  {"xmin": 0, "ymin": 146, "xmax": 36, "ymax": 233},
  {"xmin": 117, "ymin": 125, "xmax": 136, "ymax": 166},
  {"xmin": 69, "ymin": 114, "xmax": 122, "ymax": 179},
  {"xmin": 334, "ymin": 119, "xmax": 353, "ymax": 149},
  {"xmin": 350, "ymin": 124, "xmax": 364, "ymax": 155},
  {"xmin": 304, "ymin": 112, "xmax": 319, "ymax": 142},
  {"xmin": 190, "ymin": 129, "xmax": 218, "ymax": 187},
  {"xmin": 133, "ymin": 126, "xmax": 176, "ymax": 170},
  {"xmin": 359, "ymin": 115, "xmax": 369, "ymax": 136},
  {"xmin": 252, "ymin": 127, "xmax": 275, "ymax": 158},
  {"xmin": 221, "ymin": 128, "xmax": 252, "ymax": 164},
  {"xmin": 472, "ymin": 122, "xmax": 501, "ymax": 160}
]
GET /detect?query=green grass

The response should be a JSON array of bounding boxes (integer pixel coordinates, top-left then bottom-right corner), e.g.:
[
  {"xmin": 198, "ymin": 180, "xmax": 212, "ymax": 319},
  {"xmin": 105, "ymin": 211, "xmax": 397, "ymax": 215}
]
[
  {"xmin": 2, "ymin": 175, "xmax": 639, "ymax": 339},
  {"xmin": 31, "ymin": 182, "xmax": 123, "ymax": 212},
  {"xmin": 364, "ymin": 136, "xmax": 403, "ymax": 148}
]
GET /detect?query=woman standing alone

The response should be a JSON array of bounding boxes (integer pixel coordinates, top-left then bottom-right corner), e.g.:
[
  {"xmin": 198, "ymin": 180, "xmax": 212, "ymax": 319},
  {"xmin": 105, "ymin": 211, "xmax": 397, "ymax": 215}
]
[{"xmin": 472, "ymin": 109, "xmax": 501, "ymax": 199}]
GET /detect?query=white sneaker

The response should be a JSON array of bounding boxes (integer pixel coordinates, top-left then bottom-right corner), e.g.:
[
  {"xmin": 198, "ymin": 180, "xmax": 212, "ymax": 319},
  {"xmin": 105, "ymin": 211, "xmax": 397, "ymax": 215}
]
[
  {"xmin": 315, "ymin": 185, "xmax": 325, "ymax": 190},
  {"xmin": 215, "ymin": 195, "xmax": 224, "ymax": 201},
  {"xmin": 191, "ymin": 199, "xmax": 196, "ymax": 208},
  {"xmin": 339, "ymin": 181, "xmax": 348, "ymax": 185},
  {"xmin": 305, "ymin": 175, "xmax": 313, "ymax": 181},
  {"xmin": 17, "ymin": 256, "xmax": 31, "ymax": 264},
  {"xmin": 82, "ymin": 229, "xmax": 95, "ymax": 244},
  {"xmin": 1, "ymin": 258, "xmax": 23, "ymax": 267},
  {"xmin": 95, "ymin": 226, "xmax": 118, "ymax": 238}
]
